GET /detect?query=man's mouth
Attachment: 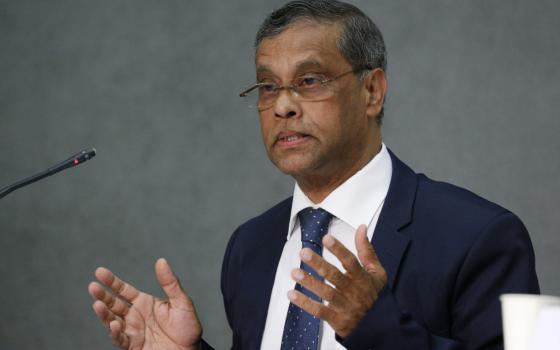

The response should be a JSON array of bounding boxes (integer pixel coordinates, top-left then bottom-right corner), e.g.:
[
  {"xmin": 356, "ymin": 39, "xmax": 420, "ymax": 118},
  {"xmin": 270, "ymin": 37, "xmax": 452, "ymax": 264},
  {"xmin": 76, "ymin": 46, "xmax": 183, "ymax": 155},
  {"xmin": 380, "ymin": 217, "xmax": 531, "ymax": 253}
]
[{"xmin": 276, "ymin": 132, "xmax": 310, "ymax": 147}]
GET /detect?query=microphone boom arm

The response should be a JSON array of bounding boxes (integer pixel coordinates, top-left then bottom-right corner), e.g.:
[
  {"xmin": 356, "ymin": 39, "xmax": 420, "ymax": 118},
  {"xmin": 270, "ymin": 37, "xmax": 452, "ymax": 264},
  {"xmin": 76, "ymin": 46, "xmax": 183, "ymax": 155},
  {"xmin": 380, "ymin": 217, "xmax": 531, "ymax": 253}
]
[{"xmin": 0, "ymin": 148, "xmax": 96, "ymax": 199}]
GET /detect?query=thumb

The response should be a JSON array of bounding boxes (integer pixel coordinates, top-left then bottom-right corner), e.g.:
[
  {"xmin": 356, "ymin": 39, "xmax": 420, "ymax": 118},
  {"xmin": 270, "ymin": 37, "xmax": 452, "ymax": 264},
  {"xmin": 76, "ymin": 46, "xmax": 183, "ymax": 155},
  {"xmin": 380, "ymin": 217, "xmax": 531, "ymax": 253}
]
[
  {"xmin": 355, "ymin": 225, "xmax": 381, "ymax": 273},
  {"xmin": 155, "ymin": 258, "xmax": 191, "ymax": 307}
]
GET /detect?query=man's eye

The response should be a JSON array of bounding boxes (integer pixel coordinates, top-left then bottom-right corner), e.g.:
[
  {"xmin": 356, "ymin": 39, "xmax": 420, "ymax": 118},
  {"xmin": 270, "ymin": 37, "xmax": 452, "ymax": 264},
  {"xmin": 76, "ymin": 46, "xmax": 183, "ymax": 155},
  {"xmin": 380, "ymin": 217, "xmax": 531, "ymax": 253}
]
[
  {"xmin": 258, "ymin": 84, "xmax": 277, "ymax": 94},
  {"xmin": 298, "ymin": 76, "xmax": 323, "ymax": 88}
]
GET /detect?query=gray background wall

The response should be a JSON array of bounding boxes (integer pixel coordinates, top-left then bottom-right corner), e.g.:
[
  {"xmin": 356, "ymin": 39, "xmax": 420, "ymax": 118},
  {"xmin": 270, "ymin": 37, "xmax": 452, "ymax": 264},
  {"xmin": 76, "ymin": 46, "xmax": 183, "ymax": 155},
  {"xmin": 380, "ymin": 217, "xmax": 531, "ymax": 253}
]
[{"xmin": 0, "ymin": 0, "xmax": 558, "ymax": 349}]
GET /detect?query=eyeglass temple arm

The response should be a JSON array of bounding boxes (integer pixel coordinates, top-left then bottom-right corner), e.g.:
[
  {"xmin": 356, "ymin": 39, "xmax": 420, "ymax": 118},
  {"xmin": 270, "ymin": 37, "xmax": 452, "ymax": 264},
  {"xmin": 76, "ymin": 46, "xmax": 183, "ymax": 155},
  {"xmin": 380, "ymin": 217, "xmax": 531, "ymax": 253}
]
[{"xmin": 239, "ymin": 84, "xmax": 263, "ymax": 97}]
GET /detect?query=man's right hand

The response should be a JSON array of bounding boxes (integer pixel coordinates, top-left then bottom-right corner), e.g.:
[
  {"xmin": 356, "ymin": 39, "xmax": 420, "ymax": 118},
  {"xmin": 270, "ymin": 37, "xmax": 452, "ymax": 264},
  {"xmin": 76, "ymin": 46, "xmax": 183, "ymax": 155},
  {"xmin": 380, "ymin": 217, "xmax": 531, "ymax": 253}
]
[{"xmin": 88, "ymin": 258, "xmax": 202, "ymax": 350}]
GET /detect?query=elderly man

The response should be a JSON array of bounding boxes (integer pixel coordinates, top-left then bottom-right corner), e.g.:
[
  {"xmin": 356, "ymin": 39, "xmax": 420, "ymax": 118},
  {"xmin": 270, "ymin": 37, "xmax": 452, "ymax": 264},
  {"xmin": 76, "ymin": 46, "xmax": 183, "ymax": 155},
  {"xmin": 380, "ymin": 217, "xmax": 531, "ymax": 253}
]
[{"xmin": 88, "ymin": 1, "xmax": 539, "ymax": 349}]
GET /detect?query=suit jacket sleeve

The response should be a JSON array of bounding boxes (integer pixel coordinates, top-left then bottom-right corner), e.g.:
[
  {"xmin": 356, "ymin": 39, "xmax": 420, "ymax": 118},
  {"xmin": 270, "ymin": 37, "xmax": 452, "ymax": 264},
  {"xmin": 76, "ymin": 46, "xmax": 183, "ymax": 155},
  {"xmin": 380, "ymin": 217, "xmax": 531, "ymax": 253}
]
[
  {"xmin": 199, "ymin": 339, "xmax": 215, "ymax": 350},
  {"xmin": 198, "ymin": 225, "xmax": 242, "ymax": 350},
  {"xmin": 337, "ymin": 212, "xmax": 539, "ymax": 350}
]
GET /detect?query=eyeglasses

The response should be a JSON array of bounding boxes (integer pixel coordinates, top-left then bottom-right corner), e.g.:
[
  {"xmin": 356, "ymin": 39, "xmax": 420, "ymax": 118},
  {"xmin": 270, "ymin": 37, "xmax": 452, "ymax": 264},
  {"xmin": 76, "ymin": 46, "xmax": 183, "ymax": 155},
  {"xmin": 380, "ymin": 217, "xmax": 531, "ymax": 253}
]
[{"xmin": 239, "ymin": 68, "xmax": 368, "ymax": 111}]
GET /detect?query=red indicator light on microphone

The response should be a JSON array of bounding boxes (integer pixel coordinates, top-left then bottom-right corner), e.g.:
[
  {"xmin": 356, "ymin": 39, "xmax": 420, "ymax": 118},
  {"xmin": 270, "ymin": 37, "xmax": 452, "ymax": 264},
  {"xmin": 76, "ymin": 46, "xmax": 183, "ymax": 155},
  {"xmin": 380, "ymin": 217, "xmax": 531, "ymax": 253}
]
[{"xmin": 73, "ymin": 159, "xmax": 79, "ymax": 165}]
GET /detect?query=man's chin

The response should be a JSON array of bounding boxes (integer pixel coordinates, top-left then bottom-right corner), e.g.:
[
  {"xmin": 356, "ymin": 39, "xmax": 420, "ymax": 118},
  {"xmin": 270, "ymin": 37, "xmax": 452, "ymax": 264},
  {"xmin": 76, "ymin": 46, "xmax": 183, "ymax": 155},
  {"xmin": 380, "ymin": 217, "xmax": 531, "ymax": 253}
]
[{"xmin": 269, "ymin": 154, "xmax": 319, "ymax": 178}]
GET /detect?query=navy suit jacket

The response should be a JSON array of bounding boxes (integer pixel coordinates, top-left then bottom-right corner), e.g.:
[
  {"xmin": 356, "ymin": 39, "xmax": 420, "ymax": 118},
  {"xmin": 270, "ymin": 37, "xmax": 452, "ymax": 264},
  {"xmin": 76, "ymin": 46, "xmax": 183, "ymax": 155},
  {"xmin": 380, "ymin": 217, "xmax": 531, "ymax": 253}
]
[{"xmin": 214, "ymin": 151, "xmax": 539, "ymax": 350}]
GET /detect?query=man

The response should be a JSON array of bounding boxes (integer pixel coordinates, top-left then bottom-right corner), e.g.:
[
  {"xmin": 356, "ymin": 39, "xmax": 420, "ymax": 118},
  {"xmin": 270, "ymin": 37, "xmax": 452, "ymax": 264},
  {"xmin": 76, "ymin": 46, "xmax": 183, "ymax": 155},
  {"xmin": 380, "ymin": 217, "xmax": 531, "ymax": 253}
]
[{"xmin": 88, "ymin": 1, "xmax": 539, "ymax": 349}]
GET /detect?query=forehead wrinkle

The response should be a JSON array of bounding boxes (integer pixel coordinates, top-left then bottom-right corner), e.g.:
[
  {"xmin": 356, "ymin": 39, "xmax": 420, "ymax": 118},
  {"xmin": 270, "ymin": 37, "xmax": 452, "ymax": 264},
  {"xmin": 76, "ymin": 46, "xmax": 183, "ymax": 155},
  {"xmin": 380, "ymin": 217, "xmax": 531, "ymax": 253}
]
[
  {"xmin": 255, "ymin": 22, "xmax": 349, "ymax": 79},
  {"xmin": 257, "ymin": 58, "xmax": 324, "ymax": 73},
  {"xmin": 257, "ymin": 38, "xmax": 339, "ymax": 65}
]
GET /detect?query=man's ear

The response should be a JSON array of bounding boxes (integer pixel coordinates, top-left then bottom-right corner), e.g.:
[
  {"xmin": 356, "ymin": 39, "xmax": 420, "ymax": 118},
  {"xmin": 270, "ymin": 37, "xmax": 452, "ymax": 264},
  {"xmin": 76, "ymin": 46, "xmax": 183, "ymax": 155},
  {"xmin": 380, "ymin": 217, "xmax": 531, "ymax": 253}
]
[{"xmin": 364, "ymin": 68, "xmax": 387, "ymax": 121}]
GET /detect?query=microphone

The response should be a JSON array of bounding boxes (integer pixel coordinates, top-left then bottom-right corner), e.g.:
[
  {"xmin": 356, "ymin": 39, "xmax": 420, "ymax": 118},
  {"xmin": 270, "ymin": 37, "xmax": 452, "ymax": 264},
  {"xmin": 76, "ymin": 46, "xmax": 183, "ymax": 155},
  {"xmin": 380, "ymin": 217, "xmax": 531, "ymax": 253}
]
[{"xmin": 0, "ymin": 148, "xmax": 97, "ymax": 199}]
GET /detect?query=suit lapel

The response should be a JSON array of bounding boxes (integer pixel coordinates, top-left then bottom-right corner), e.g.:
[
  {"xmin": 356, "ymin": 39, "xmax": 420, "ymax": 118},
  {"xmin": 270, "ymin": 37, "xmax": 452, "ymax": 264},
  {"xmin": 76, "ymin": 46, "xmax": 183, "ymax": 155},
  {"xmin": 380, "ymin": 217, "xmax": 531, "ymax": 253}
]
[
  {"xmin": 371, "ymin": 150, "xmax": 417, "ymax": 289},
  {"xmin": 249, "ymin": 199, "xmax": 293, "ymax": 348}
]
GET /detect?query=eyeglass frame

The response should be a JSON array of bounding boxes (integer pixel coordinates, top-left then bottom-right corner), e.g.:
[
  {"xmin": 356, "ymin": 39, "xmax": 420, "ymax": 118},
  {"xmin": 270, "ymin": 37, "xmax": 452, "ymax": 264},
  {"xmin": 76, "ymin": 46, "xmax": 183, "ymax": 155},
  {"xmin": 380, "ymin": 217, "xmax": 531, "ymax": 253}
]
[{"xmin": 238, "ymin": 66, "xmax": 372, "ymax": 110}]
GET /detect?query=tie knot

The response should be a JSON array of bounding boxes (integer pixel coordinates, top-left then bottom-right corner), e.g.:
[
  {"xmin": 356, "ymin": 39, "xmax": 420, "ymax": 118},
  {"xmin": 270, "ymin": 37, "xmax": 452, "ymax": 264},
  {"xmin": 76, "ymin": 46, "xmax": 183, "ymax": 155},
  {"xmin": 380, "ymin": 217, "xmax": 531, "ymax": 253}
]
[{"xmin": 298, "ymin": 207, "xmax": 333, "ymax": 252}]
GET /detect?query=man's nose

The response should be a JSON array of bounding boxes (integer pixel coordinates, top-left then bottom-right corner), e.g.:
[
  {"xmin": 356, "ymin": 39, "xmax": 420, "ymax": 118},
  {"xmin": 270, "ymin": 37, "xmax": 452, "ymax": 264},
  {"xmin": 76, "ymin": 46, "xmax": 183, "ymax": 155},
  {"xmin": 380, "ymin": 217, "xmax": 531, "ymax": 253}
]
[{"xmin": 273, "ymin": 88, "xmax": 300, "ymax": 119}]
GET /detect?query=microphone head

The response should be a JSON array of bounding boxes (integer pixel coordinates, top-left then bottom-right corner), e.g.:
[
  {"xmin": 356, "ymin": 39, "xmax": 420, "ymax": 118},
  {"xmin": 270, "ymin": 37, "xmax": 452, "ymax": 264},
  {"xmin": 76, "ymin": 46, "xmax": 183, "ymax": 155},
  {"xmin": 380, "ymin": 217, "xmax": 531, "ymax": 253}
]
[
  {"xmin": 72, "ymin": 148, "xmax": 96, "ymax": 166},
  {"xmin": 85, "ymin": 148, "xmax": 96, "ymax": 159}
]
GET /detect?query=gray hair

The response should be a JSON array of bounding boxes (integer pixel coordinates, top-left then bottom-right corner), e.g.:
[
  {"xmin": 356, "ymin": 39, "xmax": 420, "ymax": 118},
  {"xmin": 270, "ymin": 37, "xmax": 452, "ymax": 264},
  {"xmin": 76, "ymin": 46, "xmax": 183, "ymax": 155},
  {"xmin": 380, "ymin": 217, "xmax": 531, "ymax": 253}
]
[{"xmin": 255, "ymin": 0, "xmax": 387, "ymax": 122}]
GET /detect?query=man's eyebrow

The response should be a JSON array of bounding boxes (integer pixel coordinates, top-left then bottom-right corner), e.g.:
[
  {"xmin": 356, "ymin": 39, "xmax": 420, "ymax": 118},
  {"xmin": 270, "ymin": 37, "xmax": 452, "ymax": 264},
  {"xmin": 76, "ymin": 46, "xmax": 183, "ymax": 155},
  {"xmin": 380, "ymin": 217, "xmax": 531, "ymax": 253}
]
[
  {"xmin": 294, "ymin": 59, "xmax": 325, "ymax": 72},
  {"xmin": 255, "ymin": 59, "xmax": 327, "ymax": 78},
  {"xmin": 256, "ymin": 65, "xmax": 273, "ymax": 75}
]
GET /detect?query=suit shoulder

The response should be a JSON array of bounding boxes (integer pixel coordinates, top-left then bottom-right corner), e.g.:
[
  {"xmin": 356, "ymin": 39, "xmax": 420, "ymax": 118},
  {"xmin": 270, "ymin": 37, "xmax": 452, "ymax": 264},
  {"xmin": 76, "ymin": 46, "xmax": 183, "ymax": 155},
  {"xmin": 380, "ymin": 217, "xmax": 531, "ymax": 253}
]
[
  {"xmin": 415, "ymin": 173, "xmax": 508, "ymax": 219},
  {"xmin": 224, "ymin": 196, "xmax": 292, "ymax": 259},
  {"xmin": 410, "ymin": 174, "xmax": 525, "ymax": 241},
  {"xmin": 235, "ymin": 196, "xmax": 293, "ymax": 233},
  {"xmin": 406, "ymin": 174, "xmax": 532, "ymax": 269}
]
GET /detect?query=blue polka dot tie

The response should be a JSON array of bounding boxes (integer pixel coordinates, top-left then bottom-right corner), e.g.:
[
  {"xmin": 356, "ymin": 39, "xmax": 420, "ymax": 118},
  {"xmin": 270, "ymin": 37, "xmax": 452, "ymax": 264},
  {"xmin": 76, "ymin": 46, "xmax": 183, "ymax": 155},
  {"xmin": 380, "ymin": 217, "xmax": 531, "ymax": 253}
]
[{"xmin": 281, "ymin": 207, "xmax": 333, "ymax": 350}]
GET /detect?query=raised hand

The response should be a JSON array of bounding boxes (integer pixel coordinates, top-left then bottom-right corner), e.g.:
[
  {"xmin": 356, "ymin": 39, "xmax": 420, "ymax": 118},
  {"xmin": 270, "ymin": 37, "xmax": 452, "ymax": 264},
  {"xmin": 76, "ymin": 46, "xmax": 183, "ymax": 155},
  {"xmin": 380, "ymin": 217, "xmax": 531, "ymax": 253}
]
[
  {"xmin": 287, "ymin": 224, "xmax": 387, "ymax": 338},
  {"xmin": 88, "ymin": 258, "xmax": 202, "ymax": 350}
]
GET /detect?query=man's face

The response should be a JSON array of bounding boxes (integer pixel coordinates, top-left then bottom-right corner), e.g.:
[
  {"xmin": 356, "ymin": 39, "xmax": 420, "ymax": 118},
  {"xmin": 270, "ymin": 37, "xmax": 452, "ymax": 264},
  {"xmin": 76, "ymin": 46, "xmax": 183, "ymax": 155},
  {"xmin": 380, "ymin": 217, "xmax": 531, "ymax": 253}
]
[{"xmin": 255, "ymin": 21, "xmax": 375, "ymax": 181}]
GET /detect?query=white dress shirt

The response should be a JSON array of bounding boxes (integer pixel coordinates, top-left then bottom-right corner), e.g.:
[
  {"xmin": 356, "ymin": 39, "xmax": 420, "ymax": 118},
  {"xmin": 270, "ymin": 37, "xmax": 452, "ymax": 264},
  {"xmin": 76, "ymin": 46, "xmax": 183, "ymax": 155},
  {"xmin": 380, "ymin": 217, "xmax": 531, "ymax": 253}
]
[{"xmin": 260, "ymin": 143, "xmax": 393, "ymax": 350}]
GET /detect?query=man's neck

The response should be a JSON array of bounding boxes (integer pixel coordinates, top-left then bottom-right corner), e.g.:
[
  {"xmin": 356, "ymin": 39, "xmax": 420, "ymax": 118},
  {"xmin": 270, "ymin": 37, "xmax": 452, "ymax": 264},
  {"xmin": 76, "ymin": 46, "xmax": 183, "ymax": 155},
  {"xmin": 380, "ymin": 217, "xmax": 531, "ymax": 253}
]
[{"xmin": 295, "ymin": 142, "xmax": 382, "ymax": 204}]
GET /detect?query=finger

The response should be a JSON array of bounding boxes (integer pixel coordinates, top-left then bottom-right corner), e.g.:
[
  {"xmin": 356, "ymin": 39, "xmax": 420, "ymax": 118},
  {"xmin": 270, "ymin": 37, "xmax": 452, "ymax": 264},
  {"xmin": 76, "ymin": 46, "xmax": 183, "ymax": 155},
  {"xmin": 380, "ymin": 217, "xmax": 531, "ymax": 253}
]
[
  {"xmin": 354, "ymin": 225, "xmax": 380, "ymax": 272},
  {"xmin": 287, "ymin": 289, "xmax": 335, "ymax": 323},
  {"xmin": 110, "ymin": 319, "xmax": 130, "ymax": 349},
  {"xmin": 354, "ymin": 225, "xmax": 387, "ymax": 288},
  {"xmin": 155, "ymin": 258, "xmax": 191, "ymax": 308},
  {"xmin": 300, "ymin": 248, "xmax": 350, "ymax": 290},
  {"xmin": 92, "ymin": 300, "xmax": 124, "ymax": 329},
  {"xmin": 291, "ymin": 268, "xmax": 348, "ymax": 309},
  {"xmin": 88, "ymin": 281, "xmax": 130, "ymax": 317},
  {"xmin": 322, "ymin": 234, "xmax": 362, "ymax": 275},
  {"xmin": 95, "ymin": 267, "xmax": 141, "ymax": 304}
]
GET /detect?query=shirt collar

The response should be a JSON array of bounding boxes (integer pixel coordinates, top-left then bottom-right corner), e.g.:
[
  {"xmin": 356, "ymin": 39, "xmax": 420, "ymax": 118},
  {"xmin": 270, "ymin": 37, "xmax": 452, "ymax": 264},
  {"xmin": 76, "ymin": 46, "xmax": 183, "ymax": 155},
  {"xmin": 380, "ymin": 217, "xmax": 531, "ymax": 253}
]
[{"xmin": 287, "ymin": 143, "xmax": 393, "ymax": 239}]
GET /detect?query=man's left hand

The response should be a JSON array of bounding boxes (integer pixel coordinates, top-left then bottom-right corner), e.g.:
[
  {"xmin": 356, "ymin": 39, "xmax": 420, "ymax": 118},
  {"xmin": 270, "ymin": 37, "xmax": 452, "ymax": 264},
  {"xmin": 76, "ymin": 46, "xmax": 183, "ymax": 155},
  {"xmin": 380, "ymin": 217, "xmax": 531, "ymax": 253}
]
[{"xmin": 288, "ymin": 224, "xmax": 387, "ymax": 338}]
